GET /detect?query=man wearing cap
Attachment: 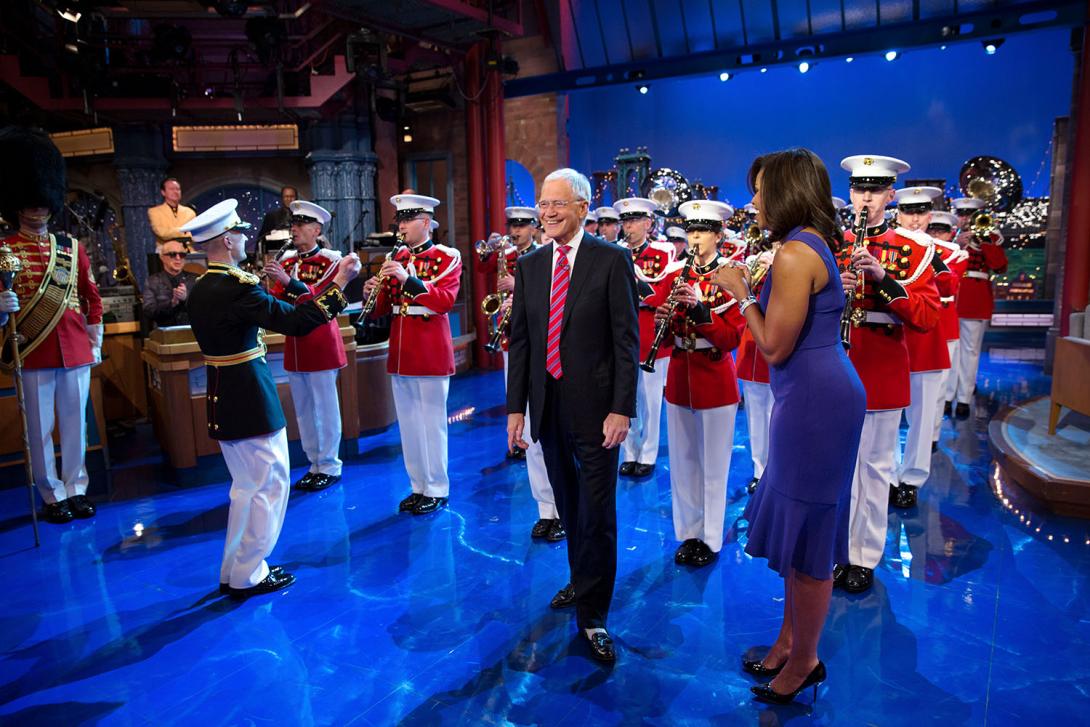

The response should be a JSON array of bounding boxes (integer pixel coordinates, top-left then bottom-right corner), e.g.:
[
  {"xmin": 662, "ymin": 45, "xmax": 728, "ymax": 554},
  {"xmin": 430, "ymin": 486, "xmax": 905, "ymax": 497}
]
[
  {"xmin": 951, "ymin": 197, "xmax": 1007, "ymax": 418},
  {"xmin": 491, "ymin": 206, "xmax": 565, "ymax": 542},
  {"xmin": 182, "ymin": 199, "xmax": 360, "ymax": 597},
  {"xmin": 362, "ymin": 194, "xmax": 461, "ymax": 515},
  {"xmin": 890, "ymin": 187, "xmax": 955, "ymax": 509},
  {"xmin": 614, "ymin": 197, "xmax": 675, "ymax": 478},
  {"xmin": 665, "ymin": 225, "xmax": 688, "ymax": 260},
  {"xmin": 595, "ymin": 206, "xmax": 621, "ymax": 243},
  {"xmin": 926, "ymin": 211, "xmax": 968, "ymax": 431},
  {"xmin": 583, "ymin": 210, "xmax": 599, "ymax": 236},
  {"xmin": 0, "ymin": 127, "xmax": 103, "ymax": 525},
  {"xmin": 148, "ymin": 177, "xmax": 195, "ymax": 249},
  {"xmin": 264, "ymin": 200, "xmax": 346, "ymax": 492},
  {"xmin": 833, "ymin": 155, "xmax": 940, "ymax": 593}
]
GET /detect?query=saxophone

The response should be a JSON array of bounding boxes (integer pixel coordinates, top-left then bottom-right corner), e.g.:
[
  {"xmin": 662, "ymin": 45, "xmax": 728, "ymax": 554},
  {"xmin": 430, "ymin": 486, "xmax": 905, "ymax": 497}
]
[
  {"xmin": 109, "ymin": 223, "xmax": 136, "ymax": 287},
  {"xmin": 641, "ymin": 251, "xmax": 696, "ymax": 372},
  {"xmin": 839, "ymin": 208, "xmax": 869, "ymax": 349}
]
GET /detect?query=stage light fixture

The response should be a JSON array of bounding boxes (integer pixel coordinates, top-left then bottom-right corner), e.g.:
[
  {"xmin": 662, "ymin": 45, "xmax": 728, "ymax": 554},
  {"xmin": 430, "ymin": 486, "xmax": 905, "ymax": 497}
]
[
  {"xmin": 982, "ymin": 39, "xmax": 1005, "ymax": 55},
  {"xmin": 57, "ymin": 3, "xmax": 81, "ymax": 23},
  {"xmin": 760, "ymin": 67, "xmax": 767, "ymax": 73},
  {"xmin": 719, "ymin": 72, "xmax": 731, "ymax": 81},
  {"xmin": 845, "ymin": 56, "xmax": 854, "ymax": 63},
  {"xmin": 940, "ymin": 45, "xmax": 948, "ymax": 50},
  {"xmin": 885, "ymin": 50, "xmax": 899, "ymax": 61},
  {"xmin": 798, "ymin": 61, "xmax": 810, "ymax": 74},
  {"xmin": 637, "ymin": 84, "xmax": 649, "ymax": 94}
]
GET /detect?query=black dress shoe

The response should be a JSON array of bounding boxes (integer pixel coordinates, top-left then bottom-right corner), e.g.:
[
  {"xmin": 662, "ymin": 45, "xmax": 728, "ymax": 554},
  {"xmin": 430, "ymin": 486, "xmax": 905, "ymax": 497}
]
[
  {"xmin": 545, "ymin": 519, "xmax": 566, "ymax": 542},
  {"xmin": 751, "ymin": 661, "xmax": 826, "ymax": 704},
  {"xmin": 674, "ymin": 539, "xmax": 699, "ymax": 565},
  {"xmin": 230, "ymin": 570, "xmax": 296, "ymax": 598},
  {"xmin": 294, "ymin": 473, "xmax": 319, "ymax": 490},
  {"xmin": 309, "ymin": 474, "xmax": 341, "ymax": 491},
  {"xmin": 531, "ymin": 518, "xmax": 551, "ymax": 539},
  {"xmin": 747, "ymin": 477, "xmax": 760, "ymax": 495},
  {"xmin": 68, "ymin": 495, "xmax": 96, "ymax": 519},
  {"xmin": 42, "ymin": 501, "xmax": 74, "ymax": 524},
  {"xmin": 944, "ymin": 401, "xmax": 952, "ymax": 417},
  {"xmin": 832, "ymin": 564, "xmax": 848, "ymax": 589},
  {"xmin": 743, "ymin": 653, "xmax": 786, "ymax": 678},
  {"xmin": 888, "ymin": 482, "xmax": 900, "ymax": 505},
  {"xmin": 892, "ymin": 484, "xmax": 918, "ymax": 509},
  {"xmin": 843, "ymin": 565, "xmax": 874, "ymax": 593},
  {"xmin": 550, "ymin": 583, "xmax": 575, "ymax": 609},
  {"xmin": 586, "ymin": 630, "xmax": 617, "ymax": 663},
  {"xmin": 619, "ymin": 461, "xmax": 637, "ymax": 476},
  {"xmin": 398, "ymin": 493, "xmax": 422, "ymax": 512},
  {"xmin": 412, "ymin": 495, "xmax": 448, "ymax": 515},
  {"xmin": 632, "ymin": 463, "xmax": 654, "ymax": 477},
  {"xmin": 688, "ymin": 541, "xmax": 718, "ymax": 568},
  {"xmin": 221, "ymin": 565, "xmax": 285, "ymax": 594},
  {"xmin": 955, "ymin": 402, "xmax": 971, "ymax": 419},
  {"xmin": 931, "ymin": 441, "xmax": 939, "ymax": 453}
]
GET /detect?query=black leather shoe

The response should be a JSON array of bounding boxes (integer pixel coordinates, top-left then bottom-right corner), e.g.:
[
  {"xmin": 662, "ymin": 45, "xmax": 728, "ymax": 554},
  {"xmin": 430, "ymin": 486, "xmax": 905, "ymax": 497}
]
[
  {"xmin": 743, "ymin": 653, "xmax": 786, "ymax": 678},
  {"xmin": 545, "ymin": 519, "xmax": 566, "ymax": 542},
  {"xmin": 892, "ymin": 484, "xmax": 918, "ymax": 509},
  {"xmin": 309, "ymin": 474, "xmax": 341, "ymax": 492},
  {"xmin": 398, "ymin": 493, "xmax": 421, "ymax": 512},
  {"xmin": 412, "ymin": 495, "xmax": 448, "ymax": 515},
  {"xmin": 747, "ymin": 477, "xmax": 760, "ymax": 495},
  {"xmin": 619, "ymin": 461, "xmax": 637, "ymax": 476},
  {"xmin": 632, "ymin": 463, "xmax": 655, "ymax": 477},
  {"xmin": 221, "ymin": 565, "xmax": 285, "ymax": 594},
  {"xmin": 68, "ymin": 495, "xmax": 96, "ymax": 519},
  {"xmin": 843, "ymin": 566, "xmax": 874, "ymax": 594},
  {"xmin": 888, "ymin": 482, "xmax": 900, "ymax": 505},
  {"xmin": 832, "ymin": 564, "xmax": 848, "ymax": 589},
  {"xmin": 751, "ymin": 661, "xmax": 826, "ymax": 704},
  {"xmin": 42, "ymin": 501, "xmax": 74, "ymax": 524},
  {"xmin": 294, "ymin": 473, "xmax": 319, "ymax": 490},
  {"xmin": 674, "ymin": 539, "xmax": 699, "ymax": 565},
  {"xmin": 550, "ymin": 583, "xmax": 575, "ymax": 609},
  {"xmin": 531, "ymin": 518, "xmax": 551, "ymax": 539},
  {"xmin": 931, "ymin": 441, "xmax": 938, "ymax": 453},
  {"xmin": 586, "ymin": 630, "xmax": 617, "ymax": 663},
  {"xmin": 230, "ymin": 570, "xmax": 296, "ymax": 598},
  {"xmin": 943, "ymin": 401, "xmax": 952, "ymax": 417},
  {"xmin": 688, "ymin": 541, "xmax": 718, "ymax": 568},
  {"xmin": 955, "ymin": 402, "xmax": 970, "ymax": 419}
]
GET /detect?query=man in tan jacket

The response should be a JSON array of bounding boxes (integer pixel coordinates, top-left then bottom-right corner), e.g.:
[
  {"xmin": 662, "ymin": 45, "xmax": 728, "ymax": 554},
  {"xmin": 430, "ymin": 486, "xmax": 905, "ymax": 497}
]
[{"xmin": 148, "ymin": 177, "xmax": 195, "ymax": 250}]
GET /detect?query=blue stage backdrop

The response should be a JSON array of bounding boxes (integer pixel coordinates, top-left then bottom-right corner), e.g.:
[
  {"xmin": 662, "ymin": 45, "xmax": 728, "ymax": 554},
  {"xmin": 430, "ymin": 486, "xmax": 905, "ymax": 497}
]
[{"xmin": 567, "ymin": 28, "xmax": 1073, "ymax": 207}]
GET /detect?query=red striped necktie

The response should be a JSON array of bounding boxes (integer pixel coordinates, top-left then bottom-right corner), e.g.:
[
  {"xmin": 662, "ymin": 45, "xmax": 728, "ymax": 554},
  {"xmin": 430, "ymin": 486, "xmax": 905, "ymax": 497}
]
[{"xmin": 545, "ymin": 244, "xmax": 571, "ymax": 379}]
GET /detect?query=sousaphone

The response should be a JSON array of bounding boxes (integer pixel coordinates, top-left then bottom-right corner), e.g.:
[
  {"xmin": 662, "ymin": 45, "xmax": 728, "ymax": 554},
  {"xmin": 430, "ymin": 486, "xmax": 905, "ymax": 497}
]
[
  {"xmin": 640, "ymin": 168, "xmax": 692, "ymax": 218},
  {"xmin": 958, "ymin": 156, "xmax": 1023, "ymax": 213}
]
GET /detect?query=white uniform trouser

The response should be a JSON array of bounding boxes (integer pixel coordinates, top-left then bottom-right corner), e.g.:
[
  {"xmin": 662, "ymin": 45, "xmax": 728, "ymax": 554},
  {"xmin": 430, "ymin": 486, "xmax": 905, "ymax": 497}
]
[
  {"xmin": 848, "ymin": 409, "xmax": 901, "ymax": 568},
  {"xmin": 219, "ymin": 427, "xmax": 291, "ymax": 589},
  {"xmin": 23, "ymin": 366, "xmax": 91, "ymax": 504},
  {"xmin": 391, "ymin": 375, "xmax": 450, "ymax": 498},
  {"xmin": 899, "ymin": 371, "xmax": 944, "ymax": 487},
  {"xmin": 667, "ymin": 402, "xmax": 737, "ymax": 553},
  {"xmin": 740, "ymin": 380, "xmax": 773, "ymax": 480},
  {"xmin": 287, "ymin": 369, "xmax": 343, "ymax": 476},
  {"xmin": 622, "ymin": 364, "xmax": 666, "ymax": 465},
  {"xmin": 503, "ymin": 353, "xmax": 558, "ymax": 519},
  {"xmin": 955, "ymin": 319, "xmax": 988, "ymax": 405},
  {"xmin": 934, "ymin": 340, "xmax": 959, "ymax": 442}
]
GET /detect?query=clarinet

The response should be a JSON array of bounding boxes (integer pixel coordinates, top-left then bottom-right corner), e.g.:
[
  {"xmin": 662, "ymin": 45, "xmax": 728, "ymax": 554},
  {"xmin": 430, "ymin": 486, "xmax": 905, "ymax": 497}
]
[
  {"xmin": 640, "ymin": 252, "xmax": 696, "ymax": 373},
  {"xmin": 839, "ymin": 208, "xmax": 868, "ymax": 349}
]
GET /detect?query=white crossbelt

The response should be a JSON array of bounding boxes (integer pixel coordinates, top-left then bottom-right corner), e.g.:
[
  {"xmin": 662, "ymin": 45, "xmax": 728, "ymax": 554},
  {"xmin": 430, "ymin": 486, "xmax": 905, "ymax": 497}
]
[
  {"xmin": 674, "ymin": 336, "xmax": 715, "ymax": 350},
  {"xmin": 865, "ymin": 311, "xmax": 902, "ymax": 325},
  {"xmin": 965, "ymin": 271, "xmax": 989, "ymax": 280},
  {"xmin": 940, "ymin": 296, "xmax": 955, "ymax": 304},
  {"xmin": 393, "ymin": 305, "xmax": 439, "ymax": 316}
]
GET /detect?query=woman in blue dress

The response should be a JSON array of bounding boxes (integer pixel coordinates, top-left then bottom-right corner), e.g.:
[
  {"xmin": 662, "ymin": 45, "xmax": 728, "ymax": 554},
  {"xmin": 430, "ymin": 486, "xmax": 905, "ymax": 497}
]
[{"xmin": 714, "ymin": 148, "xmax": 865, "ymax": 705}]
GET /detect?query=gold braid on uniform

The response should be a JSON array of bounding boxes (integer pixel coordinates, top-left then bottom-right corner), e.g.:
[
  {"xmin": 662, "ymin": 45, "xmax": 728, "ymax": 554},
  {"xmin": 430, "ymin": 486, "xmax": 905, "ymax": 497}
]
[{"xmin": 313, "ymin": 286, "xmax": 347, "ymax": 319}]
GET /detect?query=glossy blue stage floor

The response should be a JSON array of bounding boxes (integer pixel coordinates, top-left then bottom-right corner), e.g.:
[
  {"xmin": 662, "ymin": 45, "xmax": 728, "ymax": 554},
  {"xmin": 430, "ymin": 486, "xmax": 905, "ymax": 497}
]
[{"xmin": 1, "ymin": 345, "xmax": 1088, "ymax": 726}]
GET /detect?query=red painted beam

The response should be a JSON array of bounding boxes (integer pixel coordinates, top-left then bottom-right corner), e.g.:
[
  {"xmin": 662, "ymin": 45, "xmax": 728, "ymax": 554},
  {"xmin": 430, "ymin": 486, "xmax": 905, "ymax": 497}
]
[
  {"xmin": 1061, "ymin": 21, "xmax": 1090, "ymax": 335},
  {"xmin": 465, "ymin": 43, "xmax": 496, "ymax": 369}
]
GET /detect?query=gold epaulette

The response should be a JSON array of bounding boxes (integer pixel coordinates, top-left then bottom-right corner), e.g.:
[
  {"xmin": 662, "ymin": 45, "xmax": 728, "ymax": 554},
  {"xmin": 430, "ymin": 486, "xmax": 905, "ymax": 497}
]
[{"xmin": 202, "ymin": 265, "xmax": 260, "ymax": 286}]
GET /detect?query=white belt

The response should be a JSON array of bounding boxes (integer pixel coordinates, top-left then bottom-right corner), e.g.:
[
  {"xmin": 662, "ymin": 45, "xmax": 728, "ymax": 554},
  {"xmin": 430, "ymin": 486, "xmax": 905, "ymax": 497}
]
[
  {"xmin": 940, "ymin": 296, "xmax": 955, "ymax": 304},
  {"xmin": 675, "ymin": 336, "xmax": 714, "ymax": 350},
  {"xmin": 865, "ymin": 311, "xmax": 902, "ymax": 325},
  {"xmin": 393, "ymin": 305, "xmax": 439, "ymax": 316},
  {"xmin": 965, "ymin": 271, "xmax": 989, "ymax": 280}
]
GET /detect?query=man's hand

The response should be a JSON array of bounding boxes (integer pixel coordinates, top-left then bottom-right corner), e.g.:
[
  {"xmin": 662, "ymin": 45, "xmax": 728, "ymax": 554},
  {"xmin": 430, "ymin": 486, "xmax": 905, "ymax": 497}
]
[
  {"xmin": 380, "ymin": 259, "xmax": 409, "ymax": 283},
  {"xmin": 602, "ymin": 413, "xmax": 630, "ymax": 449},
  {"xmin": 171, "ymin": 283, "xmax": 188, "ymax": 305},
  {"xmin": 362, "ymin": 275, "xmax": 380, "ymax": 296},
  {"xmin": 672, "ymin": 282, "xmax": 701, "ymax": 308},
  {"xmin": 496, "ymin": 274, "xmax": 515, "ymax": 293},
  {"xmin": 499, "ymin": 296, "xmax": 512, "ymax": 315},
  {"xmin": 0, "ymin": 290, "xmax": 20, "ymax": 314},
  {"xmin": 851, "ymin": 249, "xmax": 886, "ymax": 281},
  {"xmin": 263, "ymin": 261, "xmax": 290, "ymax": 285},
  {"xmin": 840, "ymin": 270, "xmax": 858, "ymax": 294},
  {"xmin": 507, "ymin": 413, "xmax": 529, "ymax": 452},
  {"xmin": 333, "ymin": 253, "xmax": 362, "ymax": 289}
]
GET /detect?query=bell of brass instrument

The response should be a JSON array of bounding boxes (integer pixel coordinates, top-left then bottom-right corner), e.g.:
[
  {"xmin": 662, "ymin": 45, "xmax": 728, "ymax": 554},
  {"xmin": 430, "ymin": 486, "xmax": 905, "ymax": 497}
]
[
  {"xmin": 970, "ymin": 211, "xmax": 995, "ymax": 243},
  {"xmin": 641, "ymin": 252, "xmax": 697, "ymax": 372},
  {"xmin": 475, "ymin": 234, "xmax": 510, "ymax": 259},
  {"xmin": 481, "ymin": 236, "xmax": 513, "ymax": 351},
  {"xmin": 360, "ymin": 233, "xmax": 406, "ymax": 317},
  {"xmin": 958, "ymin": 156, "xmax": 1022, "ymax": 213},
  {"xmin": 839, "ymin": 208, "xmax": 869, "ymax": 349}
]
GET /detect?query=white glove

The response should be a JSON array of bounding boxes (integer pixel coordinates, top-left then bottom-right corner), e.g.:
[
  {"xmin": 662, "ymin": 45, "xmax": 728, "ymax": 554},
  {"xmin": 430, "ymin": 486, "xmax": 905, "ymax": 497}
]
[
  {"xmin": 0, "ymin": 290, "xmax": 19, "ymax": 314},
  {"xmin": 87, "ymin": 323, "xmax": 103, "ymax": 365}
]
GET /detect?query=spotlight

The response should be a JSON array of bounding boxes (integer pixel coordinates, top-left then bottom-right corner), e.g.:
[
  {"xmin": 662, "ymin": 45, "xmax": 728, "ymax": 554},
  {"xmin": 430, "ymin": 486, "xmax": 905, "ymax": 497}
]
[
  {"xmin": 940, "ymin": 45, "xmax": 947, "ymax": 50},
  {"xmin": 982, "ymin": 38, "xmax": 1004, "ymax": 54},
  {"xmin": 57, "ymin": 3, "xmax": 81, "ymax": 23},
  {"xmin": 719, "ymin": 71, "xmax": 731, "ymax": 82},
  {"xmin": 798, "ymin": 61, "xmax": 810, "ymax": 73},
  {"xmin": 845, "ymin": 56, "xmax": 854, "ymax": 63},
  {"xmin": 760, "ymin": 67, "xmax": 767, "ymax": 73},
  {"xmin": 884, "ymin": 50, "xmax": 899, "ymax": 61},
  {"xmin": 637, "ymin": 84, "xmax": 649, "ymax": 94}
]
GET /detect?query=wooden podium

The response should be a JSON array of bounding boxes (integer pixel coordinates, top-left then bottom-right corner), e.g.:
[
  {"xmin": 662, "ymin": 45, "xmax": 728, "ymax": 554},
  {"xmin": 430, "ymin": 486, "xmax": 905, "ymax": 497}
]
[{"xmin": 141, "ymin": 317, "xmax": 361, "ymax": 469}]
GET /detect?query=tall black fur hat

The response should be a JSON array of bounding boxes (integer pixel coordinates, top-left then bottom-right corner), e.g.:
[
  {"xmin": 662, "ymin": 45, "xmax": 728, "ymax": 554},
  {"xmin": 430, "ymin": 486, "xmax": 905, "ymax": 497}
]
[{"xmin": 0, "ymin": 126, "xmax": 67, "ymax": 227}]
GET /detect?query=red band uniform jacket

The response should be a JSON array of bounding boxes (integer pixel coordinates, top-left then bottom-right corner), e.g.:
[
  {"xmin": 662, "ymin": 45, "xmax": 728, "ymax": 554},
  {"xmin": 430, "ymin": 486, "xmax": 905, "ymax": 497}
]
[
  {"xmin": 955, "ymin": 230, "xmax": 1007, "ymax": 321},
  {"xmin": 268, "ymin": 246, "xmax": 347, "ymax": 372},
  {"xmin": 632, "ymin": 240, "xmax": 676, "ymax": 362}
]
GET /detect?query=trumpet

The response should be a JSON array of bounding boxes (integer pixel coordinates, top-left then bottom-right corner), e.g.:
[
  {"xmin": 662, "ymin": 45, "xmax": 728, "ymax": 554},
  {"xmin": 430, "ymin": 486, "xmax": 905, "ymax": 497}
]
[
  {"xmin": 360, "ymin": 233, "xmax": 406, "ymax": 317},
  {"xmin": 475, "ymin": 234, "xmax": 510, "ymax": 259},
  {"xmin": 970, "ymin": 211, "xmax": 995, "ymax": 244},
  {"xmin": 641, "ymin": 251, "xmax": 696, "ymax": 372},
  {"xmin": 743, "ymin": 223, "xmax": 770, "ymax": 287}
]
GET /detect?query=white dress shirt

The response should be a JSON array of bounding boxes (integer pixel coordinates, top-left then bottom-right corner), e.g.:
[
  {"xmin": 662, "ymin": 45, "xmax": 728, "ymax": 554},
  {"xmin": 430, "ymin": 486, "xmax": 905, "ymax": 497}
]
[{"xmin": 550, "ymin": 227, "xmax": 585, "ymax": 279}]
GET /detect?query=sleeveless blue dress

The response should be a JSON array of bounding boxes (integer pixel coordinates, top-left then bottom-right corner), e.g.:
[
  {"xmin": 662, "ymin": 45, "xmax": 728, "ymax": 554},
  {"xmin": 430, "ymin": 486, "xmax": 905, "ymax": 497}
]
[{"xmin": 743, "ymin": 227, "xmax": 866, "ymax": 580}]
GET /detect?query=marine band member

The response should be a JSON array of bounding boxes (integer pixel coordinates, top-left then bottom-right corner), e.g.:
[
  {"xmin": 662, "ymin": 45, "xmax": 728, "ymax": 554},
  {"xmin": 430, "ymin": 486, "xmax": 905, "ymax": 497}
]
[
  {"xmin": 926, "ymin": 211, "xmax": 968, "ymax": 433},
  {"xmin": 594, "ymin": 206, "xmax": 621, "ymax": 243}
]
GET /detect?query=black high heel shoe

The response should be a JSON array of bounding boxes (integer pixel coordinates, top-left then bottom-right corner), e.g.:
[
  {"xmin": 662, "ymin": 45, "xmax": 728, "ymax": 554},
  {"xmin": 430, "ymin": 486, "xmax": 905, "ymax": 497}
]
[
  {"xmin": 751, "ymin": 661, "xmax": 826, "ymax": 704},
  {"xmin": 742, "ymin": 654, "xmax": 785, "ymax": 678}
]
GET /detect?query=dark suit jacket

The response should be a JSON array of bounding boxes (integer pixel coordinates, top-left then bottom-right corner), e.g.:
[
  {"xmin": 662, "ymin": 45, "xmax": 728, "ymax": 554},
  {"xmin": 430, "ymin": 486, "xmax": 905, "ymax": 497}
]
[{"xmin": 506, "ymin": 233, "xmax": 639, "ymax": 441}]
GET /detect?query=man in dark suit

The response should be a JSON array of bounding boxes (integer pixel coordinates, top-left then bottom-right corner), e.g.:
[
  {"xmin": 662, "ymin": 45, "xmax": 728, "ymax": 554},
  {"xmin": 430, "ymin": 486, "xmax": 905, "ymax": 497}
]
[{"xmin": 506, "ymin": 168, "xmax": 639, "ymax": 663}]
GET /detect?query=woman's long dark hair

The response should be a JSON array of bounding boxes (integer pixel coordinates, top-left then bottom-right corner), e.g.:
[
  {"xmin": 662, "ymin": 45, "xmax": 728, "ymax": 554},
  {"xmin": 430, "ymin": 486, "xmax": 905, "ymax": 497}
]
[{"xmin": 747, "ymin": 148, "xmax": 844, "ymax": 252}]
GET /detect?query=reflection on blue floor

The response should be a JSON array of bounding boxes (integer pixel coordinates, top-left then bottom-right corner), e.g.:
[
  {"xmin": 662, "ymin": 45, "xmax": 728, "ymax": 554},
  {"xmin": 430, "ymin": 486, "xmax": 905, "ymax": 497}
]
[{"xmin": 1, "ymin": 346, "xmax": 1088, "ymax": 726}]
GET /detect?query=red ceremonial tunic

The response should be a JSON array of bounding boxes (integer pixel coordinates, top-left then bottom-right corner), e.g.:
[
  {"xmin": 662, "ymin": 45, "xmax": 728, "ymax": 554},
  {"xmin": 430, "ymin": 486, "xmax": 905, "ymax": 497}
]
[
  {"xmin": 903, "ymin": 230, "xmax": 955, "ymax": 373},
  {"xmin": 955, "ymin": 231, "xmax": 1007, "ymax": 320},
  {"xmin": 5, "ymin": 231, "xmax": 102, "ymax": 370},
  {"xmin": 268, "ymin": 246, "xmax": 347, "ymax": 372},
  {"xmin": 368, "ymin": 241, "xmax": 461, "ymax": 376},
  {"xmin": 632, "ymin": 240, "xmax": 676, "ymax": 361},
  {"xmin": 839, "ymin": 223, "xmax": 941, "ymax": 411},
  {"xmin": 933, "ymin": 238, "xmax": 968, "ymax": 341},
  {"xmin": 647, "ymin": 257, "xmax": 745, "ymax": 410},
  {"xmin": 497, "ymin": 242, "xmax": 538, "ymax": 353},
  {"xmin": 736, "ymin": 251, "xmax": 773, "ymax": 385}
]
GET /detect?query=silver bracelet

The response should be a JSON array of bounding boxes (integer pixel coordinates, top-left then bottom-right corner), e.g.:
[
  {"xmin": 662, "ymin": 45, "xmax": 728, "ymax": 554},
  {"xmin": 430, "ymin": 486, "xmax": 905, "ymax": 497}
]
[{"xmin": 738, "ymin": 295, "xmax": 758, "ymax": 315}]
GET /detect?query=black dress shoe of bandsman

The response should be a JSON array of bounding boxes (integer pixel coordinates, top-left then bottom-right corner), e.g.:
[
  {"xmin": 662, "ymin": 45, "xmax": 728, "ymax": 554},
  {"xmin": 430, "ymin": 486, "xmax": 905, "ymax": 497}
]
[
  {"xmin": 743, "ymin": 654, "xmax": 786, "ymax": 678},
  {"xmin": 43, "ymin": 501, "xmax": 74, "ymax": 524},
  {"xmin": 550, "ymin": 583, "xmax": 575, "ymax": 609},
  {"xmin": 674, "ymin": 539, "xmax": 699, "ymax": 565},
  {"xmin": 944, "ymin": 401, "xmax": 952, "ymax": 417},
  {"xmin": 221, "ymin": 565, "xmax": 285, "ymax": 594},
  {"xmin": 399, "ymin": 493, "xmax": 422, "ymax": 512},
  {"xmin": 931, "ymin": 441, "xmax": 939, "ymax": 453},
  {"xmin": 892, "ymin": 484, "xmax": 918, "ymax": 509},
  {"xmin": 955, "ymin": 402, "xmax": 971, "ymax": 419},
  {"xmin": 586, "ymin": 631, "xmax": 617, "ymax": 663},
  {"xmin": 888, "ymin": 483, "xmax": 900, "ymax": 505},
  {"xmin": 230, "ymin": 570, "xmax": 296, "ymax": 598},
  {"xmin": 412, "ymin": 495, "xmax": 448, "ymax": 515},
  {"xmin": 294, "ymin": 473, "xmax": 319, "ymax": 490},
  {"xmin": 619, "ymin": 461, "xmax": 637, "ymax": 476},
  {"xmin": 832, "ymin": 564, "xmax": 848, "ymax": 589},
  {"xmin": 545, "ymin": 519, "xmax": 567, "ymax": 542},
  {"xmin": 843, "ymin": 566, "xmax": 874, "ymax": 593},
  {"xmin": 688, "ymin": 541, "xmax": 718, "ymax": 568},
  {"xmin": 747, "ymin": 477, "xmax": 760, "ymax": 495},
  {"xmin": 309, "ymin": 474, "xmax": 341, "ymax": 492},
  {"xmin": 751, "ymin": 661, "xmax": 826, "ymax": 704},
  {"xmin": 531, "ymin": 518, "xmax": 551, "ymax": 539},
  {"xmin": 68, "ymin": 495, "xmax": 96, "ymax": 519},
  {"xmin": 632, "ymin": 463, "xmax": 654, "ymax": 477}
]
